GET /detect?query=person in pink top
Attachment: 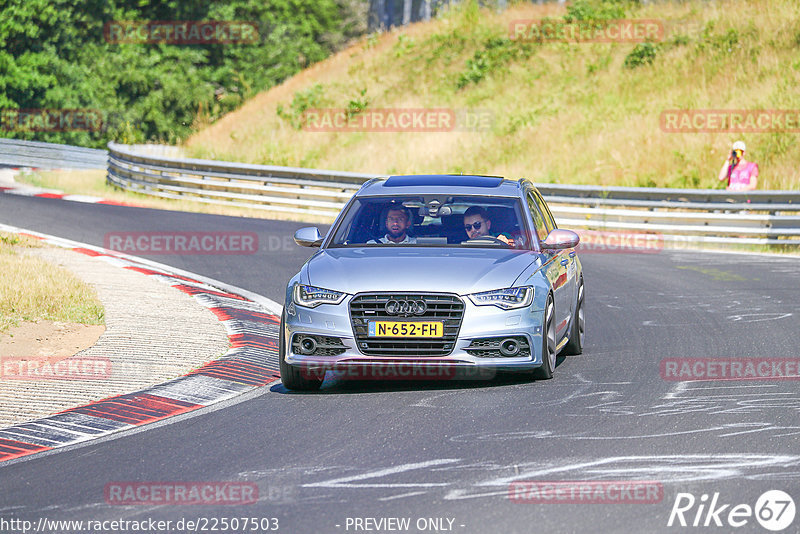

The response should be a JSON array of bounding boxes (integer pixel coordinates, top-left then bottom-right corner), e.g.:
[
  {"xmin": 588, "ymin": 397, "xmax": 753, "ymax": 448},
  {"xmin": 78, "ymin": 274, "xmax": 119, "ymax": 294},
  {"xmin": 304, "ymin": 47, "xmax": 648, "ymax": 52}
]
[{"xmin": 718, "ymin": 140, "xmax": 758, "ymax": 191}]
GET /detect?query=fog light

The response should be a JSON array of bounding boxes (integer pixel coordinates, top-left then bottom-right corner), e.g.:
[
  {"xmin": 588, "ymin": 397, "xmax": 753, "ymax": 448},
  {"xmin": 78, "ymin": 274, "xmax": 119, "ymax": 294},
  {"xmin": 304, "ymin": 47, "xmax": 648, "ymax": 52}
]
[
  {"xmin": 300, "ymin": 337, "xmax": 318, "ymax": 354},
  {"xmin": 499, "ymin": 338, "xmax": 520, "ymax": 356}
]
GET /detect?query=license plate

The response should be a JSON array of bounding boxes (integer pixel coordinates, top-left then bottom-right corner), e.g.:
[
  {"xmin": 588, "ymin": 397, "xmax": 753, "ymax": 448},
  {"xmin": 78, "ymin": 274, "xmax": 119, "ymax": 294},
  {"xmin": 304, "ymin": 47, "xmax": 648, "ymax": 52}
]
[{"xmin": 368, "ymin": 321, "xmax": 443, "ymax": 338}]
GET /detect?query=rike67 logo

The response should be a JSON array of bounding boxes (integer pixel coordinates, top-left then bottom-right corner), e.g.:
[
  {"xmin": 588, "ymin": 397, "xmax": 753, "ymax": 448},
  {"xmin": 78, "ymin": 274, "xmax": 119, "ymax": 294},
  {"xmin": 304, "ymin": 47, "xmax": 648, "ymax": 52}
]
[{"xmin": 668, "ymin": 490, "xmax": 795, "ymax": 531}]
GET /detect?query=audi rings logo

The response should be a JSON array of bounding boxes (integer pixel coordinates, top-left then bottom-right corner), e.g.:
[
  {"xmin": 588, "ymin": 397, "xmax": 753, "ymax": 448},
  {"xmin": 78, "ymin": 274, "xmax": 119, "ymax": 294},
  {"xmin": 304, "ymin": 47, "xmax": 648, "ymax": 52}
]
[{"xmin": 385, "ymin": 299, "xmax": 427, "ymax": 316}]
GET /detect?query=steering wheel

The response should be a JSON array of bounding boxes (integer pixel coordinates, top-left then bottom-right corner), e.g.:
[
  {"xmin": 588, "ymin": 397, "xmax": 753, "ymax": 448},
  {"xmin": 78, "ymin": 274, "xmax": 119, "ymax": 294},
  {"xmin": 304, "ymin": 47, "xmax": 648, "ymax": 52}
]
[{"xmin": 464, "ymin": 235, "xmax": 513, "ymax": 247}]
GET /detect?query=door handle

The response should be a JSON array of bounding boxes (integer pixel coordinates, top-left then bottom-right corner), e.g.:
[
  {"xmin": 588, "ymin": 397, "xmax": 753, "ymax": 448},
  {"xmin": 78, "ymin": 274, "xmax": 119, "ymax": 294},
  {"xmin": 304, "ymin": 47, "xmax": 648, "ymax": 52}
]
[
  {"xmin": 560, "ymin": 258, "xmax": 569, "ymax": 266},
  {"xmin": 569, "ymin": 250, "xmax": 576, "ymax": 257}
]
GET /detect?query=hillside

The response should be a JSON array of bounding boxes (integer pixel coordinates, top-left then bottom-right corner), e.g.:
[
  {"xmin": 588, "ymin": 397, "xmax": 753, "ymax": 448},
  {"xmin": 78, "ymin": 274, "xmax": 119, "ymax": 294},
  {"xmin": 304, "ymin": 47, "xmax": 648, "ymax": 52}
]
[{"xmin": 185, "ymin": 0, "xmax": 800, "ymax": 190}]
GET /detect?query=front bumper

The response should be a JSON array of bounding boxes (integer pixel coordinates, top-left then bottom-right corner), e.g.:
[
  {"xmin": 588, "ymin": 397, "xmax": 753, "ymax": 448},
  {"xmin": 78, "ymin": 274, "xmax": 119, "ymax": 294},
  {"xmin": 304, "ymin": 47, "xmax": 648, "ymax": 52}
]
[{"xmin": 284, "ymin": 294, "xmax": 546, "ymax": 377}]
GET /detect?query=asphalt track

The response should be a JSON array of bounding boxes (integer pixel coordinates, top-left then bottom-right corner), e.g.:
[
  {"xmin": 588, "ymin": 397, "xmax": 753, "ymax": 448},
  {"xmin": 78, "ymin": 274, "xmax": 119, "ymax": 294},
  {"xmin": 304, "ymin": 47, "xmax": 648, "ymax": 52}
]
[{"xmin": 1, "ymin": 193, "xmax": 800, "ymax": 533}]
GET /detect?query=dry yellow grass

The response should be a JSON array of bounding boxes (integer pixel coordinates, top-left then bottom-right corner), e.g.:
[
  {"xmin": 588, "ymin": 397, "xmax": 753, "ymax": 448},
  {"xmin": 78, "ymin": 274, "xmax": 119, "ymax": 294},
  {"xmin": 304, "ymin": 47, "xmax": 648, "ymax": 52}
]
[
  {"xmin": 0, "ymin": 232, "xmax": 105, "ymax": 334},
  {"xmin": 185, "ymin": 0, "xmax": 800, "ymax": 191}
]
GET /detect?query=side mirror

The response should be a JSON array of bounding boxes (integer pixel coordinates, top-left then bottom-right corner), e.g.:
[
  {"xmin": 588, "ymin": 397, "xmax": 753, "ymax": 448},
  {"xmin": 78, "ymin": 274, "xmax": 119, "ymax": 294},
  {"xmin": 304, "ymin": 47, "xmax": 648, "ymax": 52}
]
[
  {"xmin": 294, "ymin": 227, "xmax": 323, "ymax": 247},
  {"xmin": 541, "ymin": 229, "xmax": 580, "ymax": 250}
]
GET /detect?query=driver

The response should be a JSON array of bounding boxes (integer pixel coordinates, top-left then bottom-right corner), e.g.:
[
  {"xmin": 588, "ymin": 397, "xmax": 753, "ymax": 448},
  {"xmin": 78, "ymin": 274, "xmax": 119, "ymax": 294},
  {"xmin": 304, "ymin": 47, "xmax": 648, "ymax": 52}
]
[
  {"xmin": 368, "ymin": 206, "xmax": 417, "ymax": 244},
  {"xmin": 463, "ymin": 206, "xmax": 514, "ymax": 246}
]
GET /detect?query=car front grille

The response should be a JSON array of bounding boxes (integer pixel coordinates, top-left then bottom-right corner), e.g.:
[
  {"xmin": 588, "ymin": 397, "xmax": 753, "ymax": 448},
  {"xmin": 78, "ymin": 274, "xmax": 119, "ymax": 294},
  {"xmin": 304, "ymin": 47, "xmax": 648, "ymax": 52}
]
[{"xmin": 350, "ymin": 293, "xmax": 464, "ymax": 357}]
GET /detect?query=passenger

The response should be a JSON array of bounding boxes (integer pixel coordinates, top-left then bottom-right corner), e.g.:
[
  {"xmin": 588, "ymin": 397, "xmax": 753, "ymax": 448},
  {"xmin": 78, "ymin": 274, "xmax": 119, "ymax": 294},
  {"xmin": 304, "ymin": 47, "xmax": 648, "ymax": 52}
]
[
  {"xmin": 368, "ymin": 207, "xmax": 417, "ymax": 244},
  {"xmin": 462, "ymin": 206, "xmax": 514, "ymax": 246}
]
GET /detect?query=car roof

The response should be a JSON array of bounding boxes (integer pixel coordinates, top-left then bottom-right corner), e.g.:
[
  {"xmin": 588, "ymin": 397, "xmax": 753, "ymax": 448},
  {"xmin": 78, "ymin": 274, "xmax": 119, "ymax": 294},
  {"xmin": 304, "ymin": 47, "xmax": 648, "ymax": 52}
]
[{"xmin": 357, "ymin": 174, "xmax": 525, "ymax": 198}]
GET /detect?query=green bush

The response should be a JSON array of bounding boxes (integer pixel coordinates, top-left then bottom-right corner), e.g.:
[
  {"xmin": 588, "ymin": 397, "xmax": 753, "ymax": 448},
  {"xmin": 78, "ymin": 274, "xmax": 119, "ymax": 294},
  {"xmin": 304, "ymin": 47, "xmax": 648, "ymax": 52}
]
[
  {"xmin": 277, "ymin": 84, "xmax": 327, "ymax": 129},
  {"xmin": 0, "ymin": 0, "xmax": 368, "ymax": 147},
  {"xmin": 696, "ymin": 22, "xmax": 753, "ymax": 56},
  {"xmin": 624, "ymin": 42, "xmax": 658, "ymax": 68},
  {"xmin": 456, "ymin": 36, "xmax": 534, "ymax": 89},
  {"xmin": 347, "ymin": 88, "xmax": 369, "ymax": 118},
  {"xmin": 564, "ymin": 0, "xmax": 627, "ymax": 23},
  {"xmin": 393, "ymin": 34, "xmax": 415, "ymax": 58}
]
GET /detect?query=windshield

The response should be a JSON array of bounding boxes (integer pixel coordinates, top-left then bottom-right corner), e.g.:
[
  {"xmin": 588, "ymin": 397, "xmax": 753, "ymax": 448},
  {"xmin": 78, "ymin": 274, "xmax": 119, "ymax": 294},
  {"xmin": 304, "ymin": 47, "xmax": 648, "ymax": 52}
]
[{"xmin": 328, "ymin": 195, "xmax": 530, "ymax": 249}]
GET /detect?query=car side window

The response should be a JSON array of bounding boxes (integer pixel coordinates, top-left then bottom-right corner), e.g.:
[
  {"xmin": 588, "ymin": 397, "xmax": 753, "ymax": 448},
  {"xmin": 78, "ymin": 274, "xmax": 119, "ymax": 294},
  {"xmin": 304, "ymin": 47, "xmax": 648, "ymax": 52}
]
[
  {"xmin": 533, "ymin": 190, "xmax": 557, "ymax": 231},
  {"xmin": 526, "ymin": 194, "xmax": 549, "ymax": 242}
]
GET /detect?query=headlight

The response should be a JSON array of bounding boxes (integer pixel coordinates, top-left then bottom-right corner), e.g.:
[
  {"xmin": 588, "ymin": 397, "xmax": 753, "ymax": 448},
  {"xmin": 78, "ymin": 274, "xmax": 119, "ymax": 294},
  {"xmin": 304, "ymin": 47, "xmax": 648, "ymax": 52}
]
[
  {"xmin": 468, "ymin": 286, "xmax": 534, "ymax": 310},
  {"xmin": 293, "ymin": 284, "xmax": 346, "ymax": 308}
]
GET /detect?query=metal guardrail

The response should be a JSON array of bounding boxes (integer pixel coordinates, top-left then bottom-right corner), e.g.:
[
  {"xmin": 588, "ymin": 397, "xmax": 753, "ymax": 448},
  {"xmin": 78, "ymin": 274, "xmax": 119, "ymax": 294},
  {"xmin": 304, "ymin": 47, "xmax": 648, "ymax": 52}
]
[
  {"xmin": 107, "ymin": 142, "xmax": 373, "ymax": 217},
  {"xmin": 536, "ymin": 182, "xmax": 800, "ymax": 203},
  {"xmin": 104, "ymin": 141, "xmax": 799, "ymax": 247},
  {"xmin": 0, "ymin": 138, "xmax": 107, "ymax": 169}
]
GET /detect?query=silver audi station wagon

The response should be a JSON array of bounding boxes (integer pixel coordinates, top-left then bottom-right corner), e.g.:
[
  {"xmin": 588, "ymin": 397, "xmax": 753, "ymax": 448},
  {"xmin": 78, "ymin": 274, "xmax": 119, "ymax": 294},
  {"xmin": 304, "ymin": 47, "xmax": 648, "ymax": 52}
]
[{"xmin": 280, "ymin": 175, "xmax": 584, "ymax": 390}]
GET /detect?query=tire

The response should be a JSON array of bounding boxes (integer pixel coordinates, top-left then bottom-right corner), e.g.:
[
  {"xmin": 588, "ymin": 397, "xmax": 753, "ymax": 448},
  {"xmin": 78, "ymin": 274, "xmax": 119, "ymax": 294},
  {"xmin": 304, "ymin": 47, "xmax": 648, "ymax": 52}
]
[
  {"xmin": 532, "ymin": 294, "xmax": 556, "ymax": 380},
  {"xmin": 563, "ymin": 276, "xmax": 585, "ymax": 356},
  {"xmin": 279, "ymin": 311, "xmax": 323, "ymax": 391}
]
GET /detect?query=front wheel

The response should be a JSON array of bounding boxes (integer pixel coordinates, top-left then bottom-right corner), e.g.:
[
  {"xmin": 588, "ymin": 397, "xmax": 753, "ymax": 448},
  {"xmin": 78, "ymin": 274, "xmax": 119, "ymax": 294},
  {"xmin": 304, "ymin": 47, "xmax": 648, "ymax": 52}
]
[
  {"xmin": 563, "ymin": 276, "xmax": 584, "ymax": 356},
  {"xmin": 532, "ymin": 294, "xmax": 556, "ymax": 380},
  {"xmin": 279, "ymin": 311, "xmax": 323, "ymax": 391}
]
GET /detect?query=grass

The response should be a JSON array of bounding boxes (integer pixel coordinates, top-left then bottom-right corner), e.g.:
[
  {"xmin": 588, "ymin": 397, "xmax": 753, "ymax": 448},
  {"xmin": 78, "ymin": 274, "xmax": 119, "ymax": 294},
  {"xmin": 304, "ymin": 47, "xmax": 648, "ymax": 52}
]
[
  {"xmin": 16, "ymin": 169, "xmax": 112, "ymax": 198},
  {"xmin": 667, "ymin": 240, "xmax": 800, "ymax": 257},
  {"xmin": 183, "ymin": 0, "xmax": 800, "ymax": 191},
  {"xmin": 0, "ymin": 232, "xmax": 105, "ymax": 334},
  {"xmin": 14, "ymin": 169, "xmax": 335, "ymax": 224}
]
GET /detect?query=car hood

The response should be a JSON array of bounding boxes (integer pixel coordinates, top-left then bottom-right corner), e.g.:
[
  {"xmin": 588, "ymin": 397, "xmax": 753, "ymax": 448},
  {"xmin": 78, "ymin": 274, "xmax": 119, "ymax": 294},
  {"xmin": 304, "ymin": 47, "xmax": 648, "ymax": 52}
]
[{"xmin": 304, "ymin": 247, "xmax": 540, "ymax": 295}]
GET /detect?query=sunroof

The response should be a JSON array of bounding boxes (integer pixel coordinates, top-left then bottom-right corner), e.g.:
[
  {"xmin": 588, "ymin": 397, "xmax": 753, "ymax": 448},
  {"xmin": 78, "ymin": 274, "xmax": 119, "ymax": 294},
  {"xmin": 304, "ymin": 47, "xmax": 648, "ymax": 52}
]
[{"xmin": 383, "ymin": 175, "xmax": 504, "ymax": 188}]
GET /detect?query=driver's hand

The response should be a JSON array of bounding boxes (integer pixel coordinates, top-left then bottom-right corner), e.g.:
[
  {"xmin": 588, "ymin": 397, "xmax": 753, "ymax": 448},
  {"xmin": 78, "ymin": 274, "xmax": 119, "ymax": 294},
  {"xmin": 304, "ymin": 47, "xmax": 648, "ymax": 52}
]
[{"xmin": 497, "ymin": 235, "xmax": 514, "ymax": 246}]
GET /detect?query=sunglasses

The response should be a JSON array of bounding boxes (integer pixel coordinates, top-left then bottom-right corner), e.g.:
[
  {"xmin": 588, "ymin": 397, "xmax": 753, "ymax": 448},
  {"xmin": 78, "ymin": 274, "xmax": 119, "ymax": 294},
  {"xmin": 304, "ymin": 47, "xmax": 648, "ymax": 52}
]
[{"xmin": 464, "ymin": 221, "xmax": 483, "ymax": 232}]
